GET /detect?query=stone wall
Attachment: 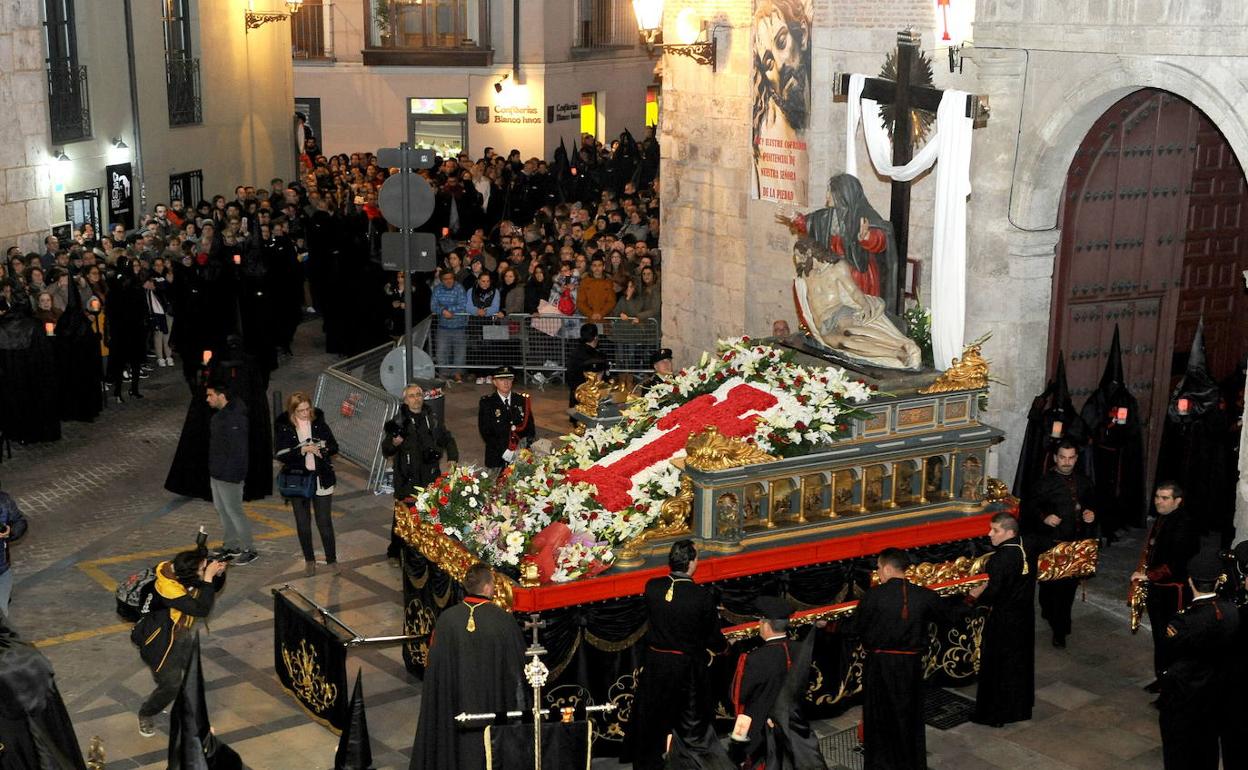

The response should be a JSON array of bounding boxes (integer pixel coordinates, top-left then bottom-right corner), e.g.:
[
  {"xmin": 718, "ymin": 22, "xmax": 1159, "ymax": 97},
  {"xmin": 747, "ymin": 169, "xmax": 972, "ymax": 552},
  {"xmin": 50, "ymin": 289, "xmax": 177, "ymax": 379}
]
[
  {"xmin": 0, "ymin": 0, "xmax": 53, "ymax": 253},
  {"xmin": 660, "ymin": 0, "xmax": 1248, "ymax": 482}
]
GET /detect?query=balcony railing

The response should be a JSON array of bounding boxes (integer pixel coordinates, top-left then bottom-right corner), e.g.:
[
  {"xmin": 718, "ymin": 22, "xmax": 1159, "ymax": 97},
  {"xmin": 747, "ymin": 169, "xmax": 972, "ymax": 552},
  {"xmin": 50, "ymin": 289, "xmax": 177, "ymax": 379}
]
[
  {"xmin": 47, "ymin": 61, "xmax": 92, "ymax": 144},
  {"xmin": 292, "ymin": 0, "xmax": 328, "ymax": 59},
  {"xmin": 166, "ymin": 56, "xmax": 202, "ymax": 126},
  {"xmin": 364, "ymin": 0, "xmax": 492, "ymax": 66},
  {"xmin": 573, "ymin": 0, "xmax": 638, "ymax": 49}
]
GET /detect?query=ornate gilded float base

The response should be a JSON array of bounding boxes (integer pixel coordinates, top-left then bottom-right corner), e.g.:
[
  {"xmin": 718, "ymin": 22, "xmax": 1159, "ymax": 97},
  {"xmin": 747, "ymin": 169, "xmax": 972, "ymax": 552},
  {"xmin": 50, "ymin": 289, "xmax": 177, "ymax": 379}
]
[
  {"xmin": 614, "ymin": 477, "xmax": 695, "ymax": 567},
  {"xmin": 1037, "ymin": 538, "xmax": 1099, "ymax": 581},
  {"xmin": 393, "ymin": 501, "xmax": 516, "ymax": 609},
  {"xmin": 919, "ymin": 339, "xmax": 990, "ymax": 394}
]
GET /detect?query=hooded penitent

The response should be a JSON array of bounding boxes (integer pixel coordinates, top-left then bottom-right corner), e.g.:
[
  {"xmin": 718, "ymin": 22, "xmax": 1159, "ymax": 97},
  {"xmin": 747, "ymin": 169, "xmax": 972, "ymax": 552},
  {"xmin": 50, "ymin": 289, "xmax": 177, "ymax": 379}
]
[
  {"xmin": 1012, "ymin": 352, "xmax": 1088, "ymax": 498},
  {"xmin": 1078, "ymin": 325, "xmax": 1146, "ymax": 533}
]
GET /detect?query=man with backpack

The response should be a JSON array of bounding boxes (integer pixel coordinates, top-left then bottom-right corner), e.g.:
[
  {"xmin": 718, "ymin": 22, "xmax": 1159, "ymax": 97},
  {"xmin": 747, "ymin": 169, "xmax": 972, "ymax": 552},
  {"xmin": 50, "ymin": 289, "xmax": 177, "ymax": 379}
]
[{"xmin": 133, "ymin": 548, "xmax": 226, "ymax": 737}]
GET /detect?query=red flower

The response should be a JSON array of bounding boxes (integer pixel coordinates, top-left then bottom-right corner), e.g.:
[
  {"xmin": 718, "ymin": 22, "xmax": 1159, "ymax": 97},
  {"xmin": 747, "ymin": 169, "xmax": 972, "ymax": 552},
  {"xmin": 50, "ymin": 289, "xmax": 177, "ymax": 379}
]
[
  {"xmin": 433, "ymin": 523, "xmax": 444, "ymax": 534},
  {"xmin": 742, "ymin": 335, "xmax": 751, "ymax": 342},
  {"xmin": 795, "ymin": 421, "xmax": 807, "ymax": 431},
  {"xmin": 439, "ymin": 495, "xmax": 450, "ymax": 505}
]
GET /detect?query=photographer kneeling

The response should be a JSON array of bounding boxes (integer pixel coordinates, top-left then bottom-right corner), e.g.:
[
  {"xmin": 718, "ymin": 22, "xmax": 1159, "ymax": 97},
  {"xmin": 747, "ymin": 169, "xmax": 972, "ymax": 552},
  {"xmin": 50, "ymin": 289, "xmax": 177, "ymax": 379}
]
[
  {"xmin": 135, "ymin": 548, "xmax": 226, "ymax": 737},
  {"xmin": 383, "ymin": 384, "xmax": 459, "ymax": 565}
]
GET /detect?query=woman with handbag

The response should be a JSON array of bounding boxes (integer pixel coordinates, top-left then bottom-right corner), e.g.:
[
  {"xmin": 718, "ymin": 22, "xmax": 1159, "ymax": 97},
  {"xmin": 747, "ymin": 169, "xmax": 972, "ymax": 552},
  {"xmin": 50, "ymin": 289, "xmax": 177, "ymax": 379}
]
[{"xmin": 274, "ymin": 392, "xmax": 340, "ymax": 576}]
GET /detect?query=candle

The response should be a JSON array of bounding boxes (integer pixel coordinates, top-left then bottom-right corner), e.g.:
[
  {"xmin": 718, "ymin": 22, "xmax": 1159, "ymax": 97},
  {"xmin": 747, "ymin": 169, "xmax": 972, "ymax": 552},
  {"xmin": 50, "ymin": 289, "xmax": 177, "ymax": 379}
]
[
  {"xmin": 1176, "ymin": 397, "xmax": 1190, "ymax": 415},
  {"xmin": 44, "ymin": 322, "xmax": 55, "ymax": 336},
  {"xmin": 233, "ymin": 254, "xmax": 241, "ymax": 265},
  {"xmin": 202, "ymin": 350, "xmax": 213, "ymax": 365},
  {"xmin": 1113, "ymin": 407, "xmax": 1129, "ymax": 425},
  {"xmin": 1049, "ymin": 419, "xmax": 1063, "ymax": 438},
  {"xmin": 88, "ymin": 297, "xmax": 100, "ymax": 312}
]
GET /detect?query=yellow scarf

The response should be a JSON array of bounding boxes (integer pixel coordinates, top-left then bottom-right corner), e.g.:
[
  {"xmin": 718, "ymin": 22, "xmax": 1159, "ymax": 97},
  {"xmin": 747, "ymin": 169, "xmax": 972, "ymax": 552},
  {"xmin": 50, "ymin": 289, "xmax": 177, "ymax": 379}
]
[{"xmin": 154, "ymin": 561, "xmax": 201, "ymax": 632}]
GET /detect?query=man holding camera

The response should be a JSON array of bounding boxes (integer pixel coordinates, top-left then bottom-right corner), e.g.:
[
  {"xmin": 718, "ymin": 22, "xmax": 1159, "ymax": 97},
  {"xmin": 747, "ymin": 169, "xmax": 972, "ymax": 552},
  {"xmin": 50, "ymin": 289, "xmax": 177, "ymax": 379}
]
[
  {"xmin": 135, "ymin": 547, "xmax": 227, "ymax": 737},
  {"xmin": 383, "ymin": 384, "xmax": 459, "ymax": 564}
]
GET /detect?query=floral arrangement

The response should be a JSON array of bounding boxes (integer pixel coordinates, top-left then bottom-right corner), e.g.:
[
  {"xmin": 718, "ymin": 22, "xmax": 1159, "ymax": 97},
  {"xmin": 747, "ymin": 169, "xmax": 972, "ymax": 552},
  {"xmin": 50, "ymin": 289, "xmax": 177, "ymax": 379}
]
[{"xmin": 401, "ymin": 337, "xmax": 872, "ymax": 583}]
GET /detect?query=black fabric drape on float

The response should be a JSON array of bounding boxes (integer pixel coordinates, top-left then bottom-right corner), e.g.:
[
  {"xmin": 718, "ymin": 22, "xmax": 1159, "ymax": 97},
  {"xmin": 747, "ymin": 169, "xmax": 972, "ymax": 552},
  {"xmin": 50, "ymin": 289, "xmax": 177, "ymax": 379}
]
[{"xmin": 401, "ymin": 538, "xmax": 987, "ymax": 759}]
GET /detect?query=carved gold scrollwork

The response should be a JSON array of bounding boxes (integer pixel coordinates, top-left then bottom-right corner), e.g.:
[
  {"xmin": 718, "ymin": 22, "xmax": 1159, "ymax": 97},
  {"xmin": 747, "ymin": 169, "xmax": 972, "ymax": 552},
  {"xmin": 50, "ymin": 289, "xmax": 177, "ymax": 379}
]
[
  {"xmin": 281, "ymin": 639, "xmax": 339, "ymax": 712},
  {"xmin": 923, "ymin": 614, "xmax": 986, "ymax": 679},
  {"xmin": 983, "ymin": 476, "xmax": 1014, "ymax": 504},
  {"xmin": 1037, "ymin": 539, "xmax": 1099, "ymax": 581},
  {"xmin": 575, "ymin": 371, "xmax": 609, "ymax": 417},
  {"xmin": 405, "ymin": 599, "xmax": 436, "ymax": 666},
  {"xmin": 616, "ymin": 478, "xmax": 694, "ymax": 563},
  {"xmin": 899, "ymin": 553, "xmax": 994, "ymax": 587},
  {"xmin": 394, "ymin": 501, "xmax": 516, "ymax": 609},
  {"xmin": 919, "ymin": 340, "xmax": 991, "ymax": 394},
  {"xmin": 684, "ymin": 426, "xmax": 777, "ymax": 471}
]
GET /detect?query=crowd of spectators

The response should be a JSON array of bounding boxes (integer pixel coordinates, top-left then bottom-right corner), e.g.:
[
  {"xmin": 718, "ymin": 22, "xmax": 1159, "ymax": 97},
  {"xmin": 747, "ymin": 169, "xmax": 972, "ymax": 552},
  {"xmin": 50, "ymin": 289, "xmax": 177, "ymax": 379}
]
[{"xmin": 0, "ymin": 126, "xmax": 661, "ymax": 444}]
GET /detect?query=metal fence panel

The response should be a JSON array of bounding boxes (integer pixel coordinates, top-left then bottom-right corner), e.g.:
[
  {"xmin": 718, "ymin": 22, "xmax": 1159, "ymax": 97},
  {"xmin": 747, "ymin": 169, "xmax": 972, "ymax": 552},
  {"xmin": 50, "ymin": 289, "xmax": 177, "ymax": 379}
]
[
  {"xmin": 428, "ymin": 313, "xmax": 661, "ymax": 382},
  {"xmin": 314, "ymin": 372, "xmax": 398, "ymax": 491}
]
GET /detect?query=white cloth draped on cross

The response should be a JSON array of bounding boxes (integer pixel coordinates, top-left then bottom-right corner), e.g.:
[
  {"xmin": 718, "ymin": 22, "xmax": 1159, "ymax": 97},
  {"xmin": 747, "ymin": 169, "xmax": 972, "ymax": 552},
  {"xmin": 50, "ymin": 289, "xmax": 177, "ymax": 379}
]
[{"xmin": 844, "ymin": 73, "xmax": 974, "ymax": 370}]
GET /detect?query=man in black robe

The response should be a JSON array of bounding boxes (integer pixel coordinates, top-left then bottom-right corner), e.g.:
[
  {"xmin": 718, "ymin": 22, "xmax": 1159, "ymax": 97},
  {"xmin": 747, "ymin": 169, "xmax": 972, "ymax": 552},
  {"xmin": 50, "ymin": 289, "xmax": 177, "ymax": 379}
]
[
  {"xmin": 1218, "ymin": 541, "xmax": 1248, "ymax": 767},
  {"xmin": 633, "ymin": 539, "xmax": 731, "ymax": 770},
  {"xmin": 477, "ymin": 366, "xmax": 534, "ymax": 472},
  {"xmin": 969, "ymin": 512, "xmax": 1035, "ymax": 727},
  {"xmin": 0, "ymin": 615, "xmax": 88, "ymax": 770},
  {"xmin": 1131, "ymin": 482, "xmax": 1200, "ymax": 687},
  {"xmin": 1157, "ymin": 550, "xmax": 1239, "ymax": 770},
  {"xmin": 852, "ymin": 548, "xmax": 957, "ymax": 769},
  {"xmin": 727, "ymin": 596, "xmax": 826, "ymax": 770},
  {"xmin": 409, "ymin": 563, "xmax": 526, "ymax": 770},
  {"xmin": 1022, "ymin": 440, "xmax": 1096, "ymax": 648},
  {"xmin": 1078, "ymin": 325, "xmax": 1145, "ymax": 538},
  {"xmin": 1155, "ymin": 320, "xmax": 1234, "ymax": 546},
  {"xmin": 1012, "ymin": 354, "xmax": 1087, "ymax": 498}
]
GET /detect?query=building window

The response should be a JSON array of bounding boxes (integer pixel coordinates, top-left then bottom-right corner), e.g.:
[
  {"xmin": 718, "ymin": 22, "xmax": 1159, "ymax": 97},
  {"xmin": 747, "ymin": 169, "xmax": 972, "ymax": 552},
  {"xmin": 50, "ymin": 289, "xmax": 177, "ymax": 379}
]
[
  {"xmin": 44, "ymin": 0, "xmax": 92, "ymax": 144},
  {"xmin": 164, "ymin": 0, "xmax": 202, "ymax": 126},
  {"xmin": 581, "ymin": 92, "xmax": 598, "ymax": 141},
  {"xmin": 365, "ymin": 0, "xmax": 492, "ymax": 66},
  {"xmin": 573, "ymin": 0, "xmax": 637, "ymax": 49},
  {"xmin": 292, "ymin": 0, "xmax": 327, "ymax": 59},
  {"xmin": 169, "ymin": 170, "xmax": 203, "ymax": 207},
  {"xmin": 64, "ymin": 189, "xmax": 101, "ymax": 235}
]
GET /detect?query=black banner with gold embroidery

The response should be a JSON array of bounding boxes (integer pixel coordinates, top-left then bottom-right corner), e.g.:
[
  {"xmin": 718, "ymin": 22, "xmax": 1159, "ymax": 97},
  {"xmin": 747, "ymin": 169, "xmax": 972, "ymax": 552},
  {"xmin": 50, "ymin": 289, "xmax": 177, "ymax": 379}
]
[{"xmin": 274, "ymin": 590, "xmax": 349, "ymax": 732}]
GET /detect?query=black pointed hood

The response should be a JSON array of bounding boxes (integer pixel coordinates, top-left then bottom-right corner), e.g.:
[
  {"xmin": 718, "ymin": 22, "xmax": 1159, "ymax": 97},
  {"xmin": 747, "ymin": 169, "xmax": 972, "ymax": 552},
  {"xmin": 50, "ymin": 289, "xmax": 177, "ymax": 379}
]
[
  {"xmin": 1098, "ymin": 325, "xmax": 1125, "ymax": 392},
  {"xmin": 1168, "ymin": 318, "xmax": 1220, "ymax": 420},
  {"xmin": 168, "ymin": 636, "xmax": 242, "ymax": 770},
  {"xmin": 333, "ymin": 671, "xmax": 374, "ymax": 770}
]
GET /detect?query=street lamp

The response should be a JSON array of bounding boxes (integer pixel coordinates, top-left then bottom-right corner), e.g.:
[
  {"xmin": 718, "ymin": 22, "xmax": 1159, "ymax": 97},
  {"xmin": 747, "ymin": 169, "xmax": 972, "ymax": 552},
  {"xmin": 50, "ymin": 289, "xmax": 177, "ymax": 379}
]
[
  {"xmin": 245, "ymin": 0, "xmax": 302, "ymax": 32},
  {"xmin": 631, "ymin": 0, "xmax": 717, "ymax": 70}
]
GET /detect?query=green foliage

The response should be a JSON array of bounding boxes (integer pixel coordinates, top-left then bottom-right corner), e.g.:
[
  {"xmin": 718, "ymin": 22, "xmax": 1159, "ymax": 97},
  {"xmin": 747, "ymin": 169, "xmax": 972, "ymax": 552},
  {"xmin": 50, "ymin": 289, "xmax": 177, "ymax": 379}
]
[{"xmin": 903, "ymin": 305, "xmax": 934, "ymax": 369}]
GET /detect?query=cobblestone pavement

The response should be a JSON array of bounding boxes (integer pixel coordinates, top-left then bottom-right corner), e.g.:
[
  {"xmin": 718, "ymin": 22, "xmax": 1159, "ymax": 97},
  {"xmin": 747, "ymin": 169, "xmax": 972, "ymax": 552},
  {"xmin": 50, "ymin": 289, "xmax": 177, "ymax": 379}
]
[{"xmin": 1, "ymin": 323, "xmax": 1170, "ymax": 768}]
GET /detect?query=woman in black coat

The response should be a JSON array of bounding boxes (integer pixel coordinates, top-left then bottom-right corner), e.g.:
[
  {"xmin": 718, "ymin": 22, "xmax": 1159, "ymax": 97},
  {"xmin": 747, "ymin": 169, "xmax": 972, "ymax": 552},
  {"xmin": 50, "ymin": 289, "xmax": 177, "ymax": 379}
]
[
  {"xmin": 104, "ymin": 259, "xmax": 148, "ymax": 402},
  {"xmin": 274, "ymin": 392, "xmax": 340, "ymax": 576}
]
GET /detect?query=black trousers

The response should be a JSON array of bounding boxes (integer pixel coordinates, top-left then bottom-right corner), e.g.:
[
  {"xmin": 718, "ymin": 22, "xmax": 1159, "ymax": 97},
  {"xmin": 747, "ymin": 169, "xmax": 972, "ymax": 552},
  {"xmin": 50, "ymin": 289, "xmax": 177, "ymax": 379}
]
[
  {"xmin": 1160, "ymin": 699, "xmax": 1221, "ymax": 770},
  {"xmin": 139, "ymin": 633, "xmax": 193, "ymax": 718},
  {"xmin": 1146, "ymin": 583, "xmax": 1188, "ymax": 677},
  {"xmin": 1038, "ymin": 578, "xmax": 1078, "ymax": 637},
  {"xmin": 291, "ymin": 494, "xmax": 336, "ymax": 563}
]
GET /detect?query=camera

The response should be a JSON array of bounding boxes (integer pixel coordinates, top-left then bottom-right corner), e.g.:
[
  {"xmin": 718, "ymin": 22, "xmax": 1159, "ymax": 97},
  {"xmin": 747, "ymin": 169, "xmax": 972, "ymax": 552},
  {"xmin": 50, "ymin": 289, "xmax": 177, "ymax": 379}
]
[{"xmin": 195, "ymin": 525, "xmax": 208, "ymax": 555}]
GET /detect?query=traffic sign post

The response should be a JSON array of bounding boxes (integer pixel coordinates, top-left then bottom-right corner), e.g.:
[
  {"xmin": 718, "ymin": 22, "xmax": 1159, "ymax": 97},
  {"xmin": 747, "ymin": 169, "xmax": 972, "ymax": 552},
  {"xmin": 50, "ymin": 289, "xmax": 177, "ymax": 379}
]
[{"xmin": 376, "ymin": 143, "xmax": 437, "ymax": 380}]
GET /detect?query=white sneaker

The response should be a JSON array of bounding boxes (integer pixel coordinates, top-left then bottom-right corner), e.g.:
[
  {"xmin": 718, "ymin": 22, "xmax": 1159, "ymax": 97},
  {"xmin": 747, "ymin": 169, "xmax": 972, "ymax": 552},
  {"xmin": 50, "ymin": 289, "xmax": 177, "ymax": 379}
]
[
  {"xmin": 165, "ymin": 357, "xmax": 175, "ymax": 366},
  {"xmin": 156, "ymin": 358, "xmax": 167, "ymax": 367}
]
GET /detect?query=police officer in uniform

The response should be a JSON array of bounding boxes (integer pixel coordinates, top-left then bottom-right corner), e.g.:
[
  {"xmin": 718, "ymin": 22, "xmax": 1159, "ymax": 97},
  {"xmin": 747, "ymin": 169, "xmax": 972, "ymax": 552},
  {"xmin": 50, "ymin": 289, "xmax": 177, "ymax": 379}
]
[
  {"xmin": 636, "ymin": 348, "xmax": 674, "ymax": 398},
  {"xmin": 1022, "ymin": 440, "xmax": 1096, "ymax": 648},
  {"xmin": 477, "ymin": 366, "xmax": 534, "ymax": 472},
  {"xmin": 1217, "ymin": 541, "xmax": 1248, "ymax": 766},
  {"xmin": 728, "ymin": 596, "xmax": 826, "ymax": 770},
  {"xmin": 1158, "ymin": 550, "xmax": 1239, "ymax": 770},
  {"xmin": 633, "ymin": 539, "xmax": 731, "ymax": 770}
]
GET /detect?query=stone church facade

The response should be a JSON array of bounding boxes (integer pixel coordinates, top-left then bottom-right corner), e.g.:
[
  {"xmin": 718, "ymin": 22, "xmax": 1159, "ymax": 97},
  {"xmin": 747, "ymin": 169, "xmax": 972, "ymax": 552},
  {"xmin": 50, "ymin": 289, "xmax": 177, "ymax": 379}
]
[{"xmin": 658, "ymin": 0, "xmax": 1248, "ymax": 529}]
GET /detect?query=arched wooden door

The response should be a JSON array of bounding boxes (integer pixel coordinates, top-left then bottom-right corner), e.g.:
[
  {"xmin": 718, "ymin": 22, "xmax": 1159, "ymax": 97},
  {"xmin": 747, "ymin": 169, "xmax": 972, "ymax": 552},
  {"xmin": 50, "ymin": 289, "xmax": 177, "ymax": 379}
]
[{"xmin": 1052, "ymin": 89, "xmax": 1248, "ymax": 474}]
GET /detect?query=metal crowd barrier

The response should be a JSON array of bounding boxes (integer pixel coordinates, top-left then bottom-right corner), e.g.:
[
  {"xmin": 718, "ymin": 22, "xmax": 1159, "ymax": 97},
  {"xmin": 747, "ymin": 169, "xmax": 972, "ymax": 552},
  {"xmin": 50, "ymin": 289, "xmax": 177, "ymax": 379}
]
[
  {"xmin": 313, "ymin": 344, "xmax": 401, "ymax": 491},
  {"xmin": 428, "ymin": 313, "xmax": 661, "ymax": 383}
]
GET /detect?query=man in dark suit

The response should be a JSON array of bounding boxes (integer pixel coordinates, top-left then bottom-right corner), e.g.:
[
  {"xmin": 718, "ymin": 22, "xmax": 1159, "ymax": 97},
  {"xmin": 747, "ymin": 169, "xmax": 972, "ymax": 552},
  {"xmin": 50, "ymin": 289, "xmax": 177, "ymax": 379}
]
[
  {"xmin": 633, "ymin": 540, "xmax": 730, "ymax": 770},
  {"xmin": 1022, "ymin": 440, "xmax": 1097, "ymax": 648},
  {"xmin": 1157, "ymin": 550, "xmax": 1239, "ymax": 770},
  {"xmin": 1131, "ymin": 481, "xmax": 1200, "ymax": 687},
  {"xmin": 477, "ymin": 366, "xmax": 534, "ymax": 472}
]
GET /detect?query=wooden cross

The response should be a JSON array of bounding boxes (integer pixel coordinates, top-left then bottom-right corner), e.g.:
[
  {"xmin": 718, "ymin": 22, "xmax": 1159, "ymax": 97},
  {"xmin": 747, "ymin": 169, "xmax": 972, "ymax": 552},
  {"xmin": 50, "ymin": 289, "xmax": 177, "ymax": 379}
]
[{"xmin": 834, "ymin": 28, "xmax": 989, "ymax": 315}]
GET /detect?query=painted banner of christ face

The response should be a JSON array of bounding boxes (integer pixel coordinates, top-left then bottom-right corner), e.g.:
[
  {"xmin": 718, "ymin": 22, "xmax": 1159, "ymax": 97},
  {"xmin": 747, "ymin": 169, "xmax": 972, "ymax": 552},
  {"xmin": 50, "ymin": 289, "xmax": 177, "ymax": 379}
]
[{"xmin": 752, "ymin": 0, "xmax": 811, "ymax": 133}]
